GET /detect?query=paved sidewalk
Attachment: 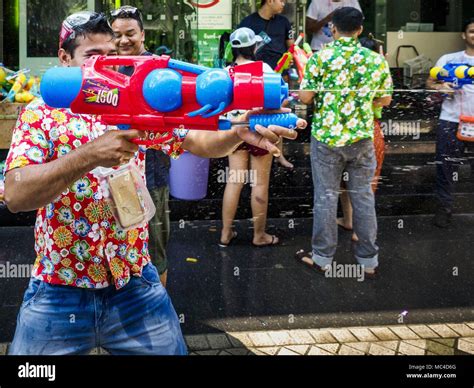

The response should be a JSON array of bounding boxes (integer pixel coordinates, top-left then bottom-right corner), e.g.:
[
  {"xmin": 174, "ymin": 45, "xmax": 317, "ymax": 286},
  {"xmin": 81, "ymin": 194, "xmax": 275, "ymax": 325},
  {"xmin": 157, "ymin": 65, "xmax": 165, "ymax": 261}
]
[
  {"xmin": 1, "ymin": 322, "xmax": 473, "ymax": 356},
  {"xmin": 184, "ymin": 322, "xmax": 474, "ymax": 356}
]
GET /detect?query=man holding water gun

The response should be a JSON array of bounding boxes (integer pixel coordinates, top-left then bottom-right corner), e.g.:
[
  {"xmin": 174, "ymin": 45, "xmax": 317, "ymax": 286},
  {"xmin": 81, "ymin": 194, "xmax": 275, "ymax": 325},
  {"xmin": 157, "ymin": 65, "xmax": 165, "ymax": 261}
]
[
  {"xmin": 426, "ymin": 17, "xmax": 474, "ymax": 228},
  {"xmin": 3, "ymin": 11, "xmax": 302, "ymax": 355}
]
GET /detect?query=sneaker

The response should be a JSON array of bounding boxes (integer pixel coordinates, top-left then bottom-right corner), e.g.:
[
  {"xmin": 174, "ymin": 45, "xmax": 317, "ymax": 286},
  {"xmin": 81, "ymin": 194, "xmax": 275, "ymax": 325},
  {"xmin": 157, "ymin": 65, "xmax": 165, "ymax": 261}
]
[{"xmin": 433, "ymin": 207, "xmax": 452, "ymax": 228}]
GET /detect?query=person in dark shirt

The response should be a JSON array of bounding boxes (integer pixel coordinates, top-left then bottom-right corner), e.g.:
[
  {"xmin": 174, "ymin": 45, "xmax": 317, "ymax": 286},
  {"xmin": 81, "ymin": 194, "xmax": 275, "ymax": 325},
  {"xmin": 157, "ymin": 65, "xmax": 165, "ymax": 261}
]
[
  {"xmin": 238, "ymin": 0, "xmax": 294, "ymax": 71},
  {"xmin": 111, "ymin": 6, "xmax": 171, "ymax": 287},
  {"xmin": 239, "ymin": 0, "xmax": 295, "ymax": 168}
]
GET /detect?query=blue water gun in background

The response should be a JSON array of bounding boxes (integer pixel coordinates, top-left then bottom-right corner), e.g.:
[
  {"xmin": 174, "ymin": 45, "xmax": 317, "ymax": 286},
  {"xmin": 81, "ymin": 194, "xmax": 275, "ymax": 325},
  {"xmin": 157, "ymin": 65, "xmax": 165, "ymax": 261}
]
[{"xmin": 429, "ymin": 63, "xmax": 474, "ymax": 89}]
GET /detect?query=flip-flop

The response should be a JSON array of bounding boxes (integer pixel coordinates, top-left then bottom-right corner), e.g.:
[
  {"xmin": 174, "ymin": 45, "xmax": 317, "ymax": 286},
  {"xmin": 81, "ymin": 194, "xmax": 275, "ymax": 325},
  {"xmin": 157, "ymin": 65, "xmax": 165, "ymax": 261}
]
[
  {"xmin": 218, "ymin": 231, "xmax": 238, "ymax": 248},
  {"xmin": 294, "ymin": 249, "xmax": 327, "ymax": 275},
  {"xmin": 252, "ymin": 235, "xmax": 279, "ymax": 247}
]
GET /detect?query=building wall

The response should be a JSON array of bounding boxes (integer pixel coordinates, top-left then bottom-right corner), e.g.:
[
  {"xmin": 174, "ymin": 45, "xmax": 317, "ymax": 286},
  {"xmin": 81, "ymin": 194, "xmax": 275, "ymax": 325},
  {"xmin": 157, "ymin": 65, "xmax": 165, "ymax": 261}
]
[{"xmin": 386, "ymin": 31, "xmax": 466, "ymax": 68}]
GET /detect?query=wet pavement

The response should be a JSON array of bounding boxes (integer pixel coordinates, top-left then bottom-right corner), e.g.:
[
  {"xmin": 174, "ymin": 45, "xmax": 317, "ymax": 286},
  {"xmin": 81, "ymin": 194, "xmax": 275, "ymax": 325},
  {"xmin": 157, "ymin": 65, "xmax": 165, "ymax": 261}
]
[{"xmin": 1, "ymin": 215, "xmax": 473, "ymax": 343}]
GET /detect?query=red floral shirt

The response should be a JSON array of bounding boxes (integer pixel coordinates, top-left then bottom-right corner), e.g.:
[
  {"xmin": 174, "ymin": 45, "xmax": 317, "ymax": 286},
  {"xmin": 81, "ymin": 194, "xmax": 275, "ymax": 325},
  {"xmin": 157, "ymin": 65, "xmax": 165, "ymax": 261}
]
[{"xmin": 5, "ymin": 99, "xmax": 188, "ymax": 289}]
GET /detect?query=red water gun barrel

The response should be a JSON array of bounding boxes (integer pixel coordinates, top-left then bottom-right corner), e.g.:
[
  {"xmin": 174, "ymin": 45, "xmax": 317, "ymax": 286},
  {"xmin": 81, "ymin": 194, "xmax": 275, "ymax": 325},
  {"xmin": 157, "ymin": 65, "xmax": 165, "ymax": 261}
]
[{"xmin": 41, "ymin": 55, "xmax": 289, "ymax": 141}]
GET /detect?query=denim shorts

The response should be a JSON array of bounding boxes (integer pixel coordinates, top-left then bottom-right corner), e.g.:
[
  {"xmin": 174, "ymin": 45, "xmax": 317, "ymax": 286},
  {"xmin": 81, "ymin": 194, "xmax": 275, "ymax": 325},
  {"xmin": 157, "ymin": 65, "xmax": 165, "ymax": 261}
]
[{"xmin": 9, "ymin": 263, "xmax": 187, "ymax": 355}]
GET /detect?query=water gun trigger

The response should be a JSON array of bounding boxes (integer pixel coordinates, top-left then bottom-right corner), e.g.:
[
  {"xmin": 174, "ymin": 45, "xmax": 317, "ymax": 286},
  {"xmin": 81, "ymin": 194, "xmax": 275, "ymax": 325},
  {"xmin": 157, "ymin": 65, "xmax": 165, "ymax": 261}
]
[
  {"xmin": 201, "ymin": 102, "xmax": 227, "ymax": 118},
  {"xmin": 187, "ymin": 104, "xmax": 213, "ymax": 117}
]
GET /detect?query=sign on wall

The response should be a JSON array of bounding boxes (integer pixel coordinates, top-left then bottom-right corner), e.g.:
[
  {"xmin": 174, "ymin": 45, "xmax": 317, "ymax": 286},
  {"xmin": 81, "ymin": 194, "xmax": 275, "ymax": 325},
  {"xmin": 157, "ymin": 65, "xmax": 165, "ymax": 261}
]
[{"xmin": 186, "ymin": 0, "xmax": 232, "ymax": 67}]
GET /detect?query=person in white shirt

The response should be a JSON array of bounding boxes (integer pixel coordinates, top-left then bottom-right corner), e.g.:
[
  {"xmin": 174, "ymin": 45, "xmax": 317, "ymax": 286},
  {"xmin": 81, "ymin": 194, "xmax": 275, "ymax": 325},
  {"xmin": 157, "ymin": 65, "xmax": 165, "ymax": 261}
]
[
  {"xmin": 426, "ymin": 17, "xmax": 474, "ymax": 228},
  {"xmin": 306, "ymin": 0, "xmax": 362, "ymax": 51}
]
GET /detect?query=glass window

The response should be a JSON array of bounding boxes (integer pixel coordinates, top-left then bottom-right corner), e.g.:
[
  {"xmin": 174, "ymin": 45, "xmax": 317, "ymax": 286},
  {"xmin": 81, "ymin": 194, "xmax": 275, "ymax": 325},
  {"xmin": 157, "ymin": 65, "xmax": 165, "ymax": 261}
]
[
  {"xmin": 385, "ymin": 0, "xmax": 472, "ymax": 32},
  {"xmin": 119, "ymin": 1, "xmax": 198, "ymax": 63},
  {"xmin": 26, "ymin": 0, "xmax": 88, "ymax": 57}
]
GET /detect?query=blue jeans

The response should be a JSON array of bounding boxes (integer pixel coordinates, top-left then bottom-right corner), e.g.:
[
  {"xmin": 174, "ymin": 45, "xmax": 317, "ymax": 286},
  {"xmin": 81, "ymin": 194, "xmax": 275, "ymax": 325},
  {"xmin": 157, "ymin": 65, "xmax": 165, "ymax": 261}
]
[
  {"xmin": 310, "ymin": 138, "xmax": 378, "ymax": 270},
  {"xmin": 435, "ymin": 120, "xmax": 474, "ymax": 210},
  {"xmin": 9, "ymin": 263, "xmax": 187, "ymax": 355}
]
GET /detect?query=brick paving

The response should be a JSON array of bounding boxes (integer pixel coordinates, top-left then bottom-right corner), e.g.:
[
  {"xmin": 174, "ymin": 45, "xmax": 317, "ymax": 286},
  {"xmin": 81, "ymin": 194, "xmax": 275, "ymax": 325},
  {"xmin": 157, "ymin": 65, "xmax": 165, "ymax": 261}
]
[
  {"xmin": 1, "ymin": 322, "xmax": 473, "ymax": 355},
  {"xmin": 184, "ymin": 322, "xmax": 474, "ymax": 356}
]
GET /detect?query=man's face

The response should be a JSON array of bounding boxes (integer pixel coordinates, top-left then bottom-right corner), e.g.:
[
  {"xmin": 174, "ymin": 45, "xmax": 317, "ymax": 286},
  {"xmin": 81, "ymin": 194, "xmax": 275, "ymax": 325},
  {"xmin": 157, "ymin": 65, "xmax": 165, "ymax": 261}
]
[
  {"xmin": 463, "ymin": 23, "xmax": 474, "ymax": 49},
  {"xmin": 59, "ymin": 33, "xmax": 117, "ymax": 67},
  {"xmin": 112, "ymin": 18, "xmax": 144, "ymax": 55},
  {"xmin": 268, "ymin": 0, "xmax": 285, "ymax": 15}
]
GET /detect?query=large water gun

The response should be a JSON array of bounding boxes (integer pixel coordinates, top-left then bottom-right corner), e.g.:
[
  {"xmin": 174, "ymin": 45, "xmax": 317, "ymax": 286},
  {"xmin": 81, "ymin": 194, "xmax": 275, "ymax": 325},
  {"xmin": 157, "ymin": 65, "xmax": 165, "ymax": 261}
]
[
  {"xmin": 275, "ymin": 33, "xmax": 313, "ymax": 82},
  {"xmin": 429, "ymin": 64, "xmax": 474, "ymax": 89},
  {"xmin": 40, "ymin": 55, "xmax": 298, "ymax": 146}
]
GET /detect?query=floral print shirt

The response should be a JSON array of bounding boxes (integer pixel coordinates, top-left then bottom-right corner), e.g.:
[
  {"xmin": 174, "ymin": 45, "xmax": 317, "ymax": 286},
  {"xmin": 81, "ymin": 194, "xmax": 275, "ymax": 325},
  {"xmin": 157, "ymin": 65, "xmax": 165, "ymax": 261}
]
[
  {"xmin": 300, "ymin": 37, "xmax": 393, "ymax": 147},
  {"xmin": 5, "ymin": 98, "xmax": 188, "ymax": 289}
]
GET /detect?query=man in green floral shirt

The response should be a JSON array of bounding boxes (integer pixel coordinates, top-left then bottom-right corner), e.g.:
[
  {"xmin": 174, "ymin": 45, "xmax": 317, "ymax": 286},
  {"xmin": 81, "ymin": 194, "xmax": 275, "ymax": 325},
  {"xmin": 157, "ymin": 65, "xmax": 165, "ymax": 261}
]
[{"xmin": 297, "ymin": 7, "xmax": 393, "ymax": 278}]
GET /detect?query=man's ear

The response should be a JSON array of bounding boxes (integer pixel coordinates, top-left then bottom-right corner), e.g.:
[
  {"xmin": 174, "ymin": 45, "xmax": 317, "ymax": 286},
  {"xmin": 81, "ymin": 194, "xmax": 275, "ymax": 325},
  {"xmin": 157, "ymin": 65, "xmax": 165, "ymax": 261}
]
[
  {"xmin": 58, "ymin": 48, "xmax": 72, "ymax": 66},
  {"xmin": 356, "ymin": 25, "xmax": 364, "ymax": 37},
  {"xmin": 462, "ymin": 32, "xmax": 466, "ymax": 41}
]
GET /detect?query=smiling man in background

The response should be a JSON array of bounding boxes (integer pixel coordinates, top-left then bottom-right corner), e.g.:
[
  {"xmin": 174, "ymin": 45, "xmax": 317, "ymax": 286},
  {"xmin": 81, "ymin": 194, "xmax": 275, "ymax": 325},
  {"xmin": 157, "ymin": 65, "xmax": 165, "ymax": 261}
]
[{"xmin": 111, "ymin": 6, "xmax": 172, "ymax": 288}]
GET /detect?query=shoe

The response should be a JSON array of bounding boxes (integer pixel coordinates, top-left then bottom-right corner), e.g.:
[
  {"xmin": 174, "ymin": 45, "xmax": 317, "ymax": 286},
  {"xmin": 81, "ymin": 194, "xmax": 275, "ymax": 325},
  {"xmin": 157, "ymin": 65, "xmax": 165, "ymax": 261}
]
[
  {"xmin": 218, "ymin": 231, "xmax": 238, "ymax": 248},
  {"xmin": 252, "ymin": 235, "xmax": 280, "ymax": 247},
  {"xmin": 433, "ymin": 207, "xmax": 452, "ymax": 228},
  {"xmin": 294, "ymin": 250, "xmax": 327, "ymax": 275}
]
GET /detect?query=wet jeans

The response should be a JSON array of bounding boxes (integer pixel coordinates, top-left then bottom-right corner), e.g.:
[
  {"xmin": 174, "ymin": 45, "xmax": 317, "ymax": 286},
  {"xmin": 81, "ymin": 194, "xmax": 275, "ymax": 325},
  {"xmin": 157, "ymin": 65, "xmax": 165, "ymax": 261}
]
[
  {"xmin": 435, "ymin": 120, "xmax": 474, "ymax": 210},
  {"xmin": 311, "ymin": 137, "xmax": 379, "ymax": 270},
  {"xmin": 9, "ymin": 263, "xmax": 187, "ymax": 355}
]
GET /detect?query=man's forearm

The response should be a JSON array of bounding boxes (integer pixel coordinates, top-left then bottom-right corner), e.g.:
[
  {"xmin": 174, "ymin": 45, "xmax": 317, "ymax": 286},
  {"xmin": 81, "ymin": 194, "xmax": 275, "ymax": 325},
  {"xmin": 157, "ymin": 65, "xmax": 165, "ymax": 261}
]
[
  {"xmin": 5, "ymin": 142, "xmax": 98, "ymax": 213},
  {"xmin": 373, "ymin": 96, "xmax": 392, "ymax": 108},
  {"xmin": 182, "ymin": 129, "xmax": 243, "ymax": 158},
  {"xmin": 306, "ymin": 15, "xmax": 331, "ymax": 34}
]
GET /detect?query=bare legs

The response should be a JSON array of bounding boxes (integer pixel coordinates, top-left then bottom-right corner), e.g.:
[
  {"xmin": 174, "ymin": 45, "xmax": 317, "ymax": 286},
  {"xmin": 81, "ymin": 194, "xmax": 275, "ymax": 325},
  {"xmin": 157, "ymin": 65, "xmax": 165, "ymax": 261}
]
[
  {"xmin": 221, "ymin": 150, "xmax": 248, "ymax": 244},
  {"xmin": 275, "ymin": 139, "xmax": 294, "ymax": 169},
  {"xmin": 250, "ymin": 152, "xmax": 279, "ymax": 245},
  {"xmin": 337, "ymin": 190, "xmax": 358, "ymax": 242},
  {"xmin": 220, "ymin": 150, "xmax": 278, "ymax": 246}
]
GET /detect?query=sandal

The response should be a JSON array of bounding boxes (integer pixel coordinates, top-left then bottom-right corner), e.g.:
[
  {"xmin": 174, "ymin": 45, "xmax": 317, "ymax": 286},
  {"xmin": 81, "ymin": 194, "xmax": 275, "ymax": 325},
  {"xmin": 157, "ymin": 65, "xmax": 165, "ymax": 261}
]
[
  {"xmin": 218, "ymin": 231, "xmax": 238, "ymax": 248},
  {"xmin": 294, "ymin": 250, "xmax": 327, "ymax": 275},
  {"xmin": 252, "ymin": 235, "xmax": 280, "ymax": 247}
]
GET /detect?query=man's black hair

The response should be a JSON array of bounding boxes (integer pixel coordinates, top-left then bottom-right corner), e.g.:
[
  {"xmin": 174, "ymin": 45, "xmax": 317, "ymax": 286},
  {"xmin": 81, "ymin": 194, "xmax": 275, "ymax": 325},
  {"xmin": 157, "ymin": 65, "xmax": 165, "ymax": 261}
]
[
  {"xmin": 232, "ymin": 44, "xmax": 257, "ymax": 63},
  {"xmin": 61, "ymin": 13, "xmax": 113, "ymax": 58},
  {"xmin": 462, "ymin": 17, "xmax": 474, "ymax": 33},
  {"xmin": 260, "ymin": 0, "xmax": 267, "ymax": 6},
  {"xmin": 332, "ymin": 7, "xmax": 365, "ymax": 34},
  {"xmin": 359, "ymin": 36, "xmax": 381, "ymax": 53}
]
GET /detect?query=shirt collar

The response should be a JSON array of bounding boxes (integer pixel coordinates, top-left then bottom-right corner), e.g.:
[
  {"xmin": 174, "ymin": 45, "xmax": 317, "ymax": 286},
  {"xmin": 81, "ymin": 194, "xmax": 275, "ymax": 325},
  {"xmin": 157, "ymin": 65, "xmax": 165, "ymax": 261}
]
[{"xmin": 330, "ymin": 37, "xmax": 361, "ymax": 49}]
